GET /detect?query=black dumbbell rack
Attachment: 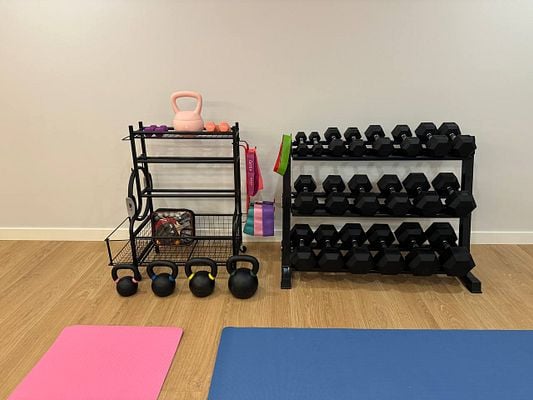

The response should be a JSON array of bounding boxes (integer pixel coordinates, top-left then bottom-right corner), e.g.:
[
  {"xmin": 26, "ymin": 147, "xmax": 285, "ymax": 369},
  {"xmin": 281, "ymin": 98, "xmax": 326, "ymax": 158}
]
[
  {"xmin": 281, "ymin": 141, "xmax": 481, "ymax": 293},
  {"xmin": 105, "ymin": 122, "xmax": 244, "ymax": 280}
]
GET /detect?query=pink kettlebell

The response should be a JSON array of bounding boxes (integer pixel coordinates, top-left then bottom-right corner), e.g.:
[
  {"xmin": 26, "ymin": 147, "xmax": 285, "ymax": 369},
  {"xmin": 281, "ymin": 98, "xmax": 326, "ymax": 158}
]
[{"xmin": 170, "ymin": 91, "xmax": 204, "ymax": 131}]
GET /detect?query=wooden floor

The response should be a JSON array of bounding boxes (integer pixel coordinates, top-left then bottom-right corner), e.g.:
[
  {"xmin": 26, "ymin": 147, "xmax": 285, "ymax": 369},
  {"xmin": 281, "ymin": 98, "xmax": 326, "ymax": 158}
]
[{"xmin": 2, "ymin": 241, "xmax": 533, "ymax": 399}]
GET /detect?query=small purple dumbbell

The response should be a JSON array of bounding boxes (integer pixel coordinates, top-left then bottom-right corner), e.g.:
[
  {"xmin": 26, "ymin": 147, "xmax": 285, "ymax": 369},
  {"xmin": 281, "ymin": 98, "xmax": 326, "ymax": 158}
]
[
  {"xmin": 154, "ymin": 125, "xmax": 168, "ymax": 137},
  {"xmin": 143, "ymin": 125, "xmax": 157, "ymax": 137}
]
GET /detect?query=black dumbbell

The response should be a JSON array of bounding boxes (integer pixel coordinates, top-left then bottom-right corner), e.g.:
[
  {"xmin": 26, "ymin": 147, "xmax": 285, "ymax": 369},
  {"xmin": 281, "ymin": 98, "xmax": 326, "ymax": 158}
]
[
  {"xmin": 324, "ymin": 127, "xmax": 346, "ymax": 156},
  {"xmin": 343, "ymin": 127, "xmax": 366, "ymax": 157},
  {"xmin": 415, "ymin": 122, "xmax": 451, "ymax": 157},
  {"xmin": 402, "ymin": 173, "xmax": 443, "ymax": 216},
  {"xmin": 364, "ymin": 125, "xmax": 393, "ymax": 157},
  {"xmin": 377, "ymin": 175, "xmax": 412, "ymax": 216},
  {"xmin": 293, "ymin": 175, "xmax": 318, "ymax": 214},
  {"xmin": 339, "ymin": 223, "xmax": 373, "ymax": 274},
  {"xmin": 395, "ymin": 222, "xmax": 438, "ymax": 276},
  {"xmin": 431, "ymin": 173, "xmax": 477, "ymax": 217},
  {"xmin": 348, "ymin": 175, "xmax": 380, "ymax": 216},
  {"xmin": 315, "ymin": 225, "xmax": 344, "ymax": 271},
  {"xmin": 426, "ymin": 223, "xmax": 475, "ymax": 276},
  {"xmin": 391, "ymin": 124, "xmax": 421, "ymax": 157},
  {"xmin": 294, "ymin": 132, "xmax": 309, "ymax": 156},
  {"xmin": 322, "ymin": 175, "xmax": 349, "ymax": 215},
  {"xmin": 289, "ymin": 224, "xmax": 316, "ymax": 269},
  {"xmin": 438, "ymin": 122, "xmax": 477, "ymax": 157},
  {"xmin": 367, "ymin": 224, "xmax": 405, "ymax": 274},
  {"xmin": 309, "ymin": 131, "xmax": 324, "ymax": 156}
]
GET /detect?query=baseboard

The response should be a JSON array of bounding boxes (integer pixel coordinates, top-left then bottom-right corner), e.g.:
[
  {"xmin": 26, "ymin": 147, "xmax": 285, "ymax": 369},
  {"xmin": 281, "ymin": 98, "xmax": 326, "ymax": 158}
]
[
  {"xmin": 470, "ymin": 231, "xmax": 533, "ymax": 244},
  {"xmin": 1, "ymin": 227, "xmax": 533, "ymax": 244},
  {"xmin": 0, "ymin": 228, "xmax": 118, "ymax": 241}
]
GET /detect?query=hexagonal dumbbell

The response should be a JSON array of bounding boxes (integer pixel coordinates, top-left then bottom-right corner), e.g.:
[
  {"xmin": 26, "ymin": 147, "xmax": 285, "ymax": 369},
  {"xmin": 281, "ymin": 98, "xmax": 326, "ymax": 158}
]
[
  {"xmin": 415, "ymin": 122, "xmax": 451, "ymax": 157},
  {"xmin": 402, "ymin": 173, "xmax": 443, "ymax": 216},
  {"xmin": 309, "ymin": 131, "xmax": 324, "ymax": 156},
  {"xmin": 431, "ymin": 172, "xmax": 477, "ymax": 217},
  {"xmin": 293, "ymin": 175, "xmax": 318, "ymax": 214},
  {"xmin": 394, "ymin": 222, "xmax": 438, "ymax": 276},
  {"xmin": 289, "ymin": 224, "xmax": 316, "ymax": 269},
  {"xmin": 364, "ymin": 125, "xmax": 394, "ymax": 157},
  {"xmin": 426, "ymin": 223, "xmax": 476, "ymax": 276},
  {"xmin": 339, "ymin": 223, "xmax": 373, "ymax": 274},
  {"xmin": 343, "ymin": 127, "xmax": 366, "ymax": 157},
  {"xmin": 322, "ymin": 175, "xmax": 349, "ymax": 215},
  {"xmin": 315, "ymin": 225, "xmax": 344, "ymax": 271},
  {"xmin": 391, "ymin": 124, "xmax": 421, "ymax": 157},
  {"xmin": 367, "ymin": 224, "xmax": 405, "ymax": 274},
  {"xmin": 348, "ymin": 174, "xmax": 380, "ymax": 216},
  {"xmin": 324, "ymin": 127, "xmax": 346, "ymax": 156},
  {"xmin": 438, "ymin": 122, "xmax": 476, "ymax": 157},
  {"xmin": 294, "ymin": 132, "xmax": 309, "ymax": 156},
  {"xmin": 377, "ymin": 175, "xmax": 412, "ymax": 216}
]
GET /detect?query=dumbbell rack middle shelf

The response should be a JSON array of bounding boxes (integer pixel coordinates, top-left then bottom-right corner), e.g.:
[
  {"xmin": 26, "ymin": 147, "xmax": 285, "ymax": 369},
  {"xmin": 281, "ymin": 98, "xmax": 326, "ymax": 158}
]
[
  {"xmin": 290, "ymin": 191, "xmax": 465, "ymax": 218},
  {"xmin": 281, "ymin": 138, "xmax": 480, "ymax": 294}
]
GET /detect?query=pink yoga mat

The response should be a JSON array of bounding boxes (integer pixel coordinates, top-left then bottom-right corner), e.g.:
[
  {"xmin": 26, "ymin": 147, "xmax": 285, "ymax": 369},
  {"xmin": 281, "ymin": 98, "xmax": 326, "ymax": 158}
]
[{"xmin": 9, "ymin": 325, "xmax": 183, "ymax": 400}]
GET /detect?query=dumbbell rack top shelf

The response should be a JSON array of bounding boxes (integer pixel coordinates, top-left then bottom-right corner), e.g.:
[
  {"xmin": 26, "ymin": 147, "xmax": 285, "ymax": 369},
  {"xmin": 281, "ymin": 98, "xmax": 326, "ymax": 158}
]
[
  {"xmin": 105, "ymin": 122, "xmax": 244, "ymax": 281},
  {"xmin": 292, "ymin": 154, "xmax": 466, "ymax": 161},
  {"xmin": 281, "ymin": 136, "xmax": 481, "ymax": 293}
]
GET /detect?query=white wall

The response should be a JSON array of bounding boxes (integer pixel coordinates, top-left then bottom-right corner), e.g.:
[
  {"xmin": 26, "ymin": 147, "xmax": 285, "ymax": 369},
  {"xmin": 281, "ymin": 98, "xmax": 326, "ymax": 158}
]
[{"xmin": 1, "ymin": 0, "xmax": 532, "ymax": 242}]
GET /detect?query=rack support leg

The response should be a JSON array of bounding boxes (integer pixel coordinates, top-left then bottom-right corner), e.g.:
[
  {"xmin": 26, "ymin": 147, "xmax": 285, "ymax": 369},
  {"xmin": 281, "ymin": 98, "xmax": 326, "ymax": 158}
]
[{"xmin": 459, "ymin": 272, "xmax": 482, "ymax": 293}]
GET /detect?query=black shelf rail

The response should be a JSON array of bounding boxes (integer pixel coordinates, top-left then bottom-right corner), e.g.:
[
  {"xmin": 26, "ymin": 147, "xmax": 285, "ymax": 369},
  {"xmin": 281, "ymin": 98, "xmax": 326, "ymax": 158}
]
[
  {"xmin": 137, "ymin": 155, "xmax": 235, "ymax": 164},
  {"xmin": 281, "ymin": 142, "xmax": 480, "ymax": 293},
  {"xmin": 290, "ymin": 192, "xmax": 463, "ymax": 218},
  {"xmin": 292, "ymin": 154, "xmax": 465, "ymax": 161},
  {"xmin": 141, "ymin": 188, "xmax": 236, "ymax": 199},
  {"xmin": 105, "ymin": 121, "xmax": 244, "ymax": 279},
  {"xmin": 122, "ymin": 129, "xmax": 235, "ymax": 141},
  {"xmin": 291, "ymin": 209, "xmax": 459, "ymax": 219}
]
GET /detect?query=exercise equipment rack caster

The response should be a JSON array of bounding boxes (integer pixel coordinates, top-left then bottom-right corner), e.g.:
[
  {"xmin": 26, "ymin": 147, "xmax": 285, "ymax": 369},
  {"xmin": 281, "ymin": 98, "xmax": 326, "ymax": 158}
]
[{"xmin": 281, "ymin": 265, "xmax": 292, "ymax": 289}]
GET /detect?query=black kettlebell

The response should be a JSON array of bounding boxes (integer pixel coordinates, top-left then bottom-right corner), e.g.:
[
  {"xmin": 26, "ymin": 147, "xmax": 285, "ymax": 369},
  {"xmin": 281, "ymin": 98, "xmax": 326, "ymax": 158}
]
[
  {"xmin": 111, "ymin": 265, "xmax": 140, "ymax": 297},
  {"xmin": 185, "ymin": 257, "xmax": 218, "ymax": 298},
  {"xmin": 147, "ymin": 261, "xmax": 178, "ymax": 297},
  {"xmin": 226, "ymin": 255, "xmax": 260, "ymax": 299}
]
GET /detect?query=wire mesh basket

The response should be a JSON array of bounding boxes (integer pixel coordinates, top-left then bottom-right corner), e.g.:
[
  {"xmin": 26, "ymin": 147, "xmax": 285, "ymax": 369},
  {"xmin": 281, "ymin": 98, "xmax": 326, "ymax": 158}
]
[{"xmin": 105, "ymin": 211, "xmax": 240, "ymax": 266}]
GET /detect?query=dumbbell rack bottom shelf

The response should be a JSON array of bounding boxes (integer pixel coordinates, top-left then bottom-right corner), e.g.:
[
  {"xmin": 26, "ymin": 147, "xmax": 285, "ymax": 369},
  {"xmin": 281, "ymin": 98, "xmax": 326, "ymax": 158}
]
[
  {"xmin": 280, "ymin": 266, "xmax": 481, "ymax": 293},
  {"xmin": 282, "ymin": 143, "xmax": 481, "ymax": 293}
]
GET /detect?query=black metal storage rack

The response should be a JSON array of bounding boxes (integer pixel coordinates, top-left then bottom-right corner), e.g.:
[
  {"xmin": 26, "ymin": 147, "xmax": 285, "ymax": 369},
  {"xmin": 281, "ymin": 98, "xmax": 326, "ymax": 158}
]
[
  {"xmin": 105, "ymin": 122, "xmax": 244, "ymax": 280},
  {"xmin": 281, "ymin": 145, "xmax": 481, "ymax": 293}
]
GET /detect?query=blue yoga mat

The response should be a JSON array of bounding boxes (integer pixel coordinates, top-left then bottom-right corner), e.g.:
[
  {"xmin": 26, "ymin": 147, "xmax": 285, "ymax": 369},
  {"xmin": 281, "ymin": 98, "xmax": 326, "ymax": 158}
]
[{"xmin": 208, "ymin": 327, "xmax": 533, "ymax": 400}]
